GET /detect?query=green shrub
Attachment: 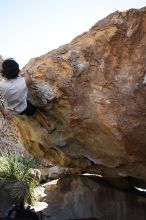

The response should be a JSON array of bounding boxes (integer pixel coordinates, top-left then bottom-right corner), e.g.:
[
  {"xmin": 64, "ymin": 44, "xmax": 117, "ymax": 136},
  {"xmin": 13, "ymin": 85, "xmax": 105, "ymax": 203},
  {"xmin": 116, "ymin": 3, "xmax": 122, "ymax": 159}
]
[{"xmin": 0, "ymin": 150, "xmax": 38, "ymax": 204}]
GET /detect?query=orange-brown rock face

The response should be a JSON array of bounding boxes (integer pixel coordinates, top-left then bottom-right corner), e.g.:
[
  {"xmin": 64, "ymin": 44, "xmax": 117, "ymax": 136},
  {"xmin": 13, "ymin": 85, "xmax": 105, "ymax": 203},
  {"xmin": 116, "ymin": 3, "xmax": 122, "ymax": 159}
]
[{"xmin": 17, "ymin": 7, "xmax": 146, "ymax": 181}]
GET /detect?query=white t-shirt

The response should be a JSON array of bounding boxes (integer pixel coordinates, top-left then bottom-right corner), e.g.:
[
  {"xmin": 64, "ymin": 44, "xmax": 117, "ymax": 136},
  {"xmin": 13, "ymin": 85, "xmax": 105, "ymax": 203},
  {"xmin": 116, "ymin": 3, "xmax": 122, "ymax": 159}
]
[{"xmin": 0, "ymin": 76, "xmax": 28, "ymax": 115}]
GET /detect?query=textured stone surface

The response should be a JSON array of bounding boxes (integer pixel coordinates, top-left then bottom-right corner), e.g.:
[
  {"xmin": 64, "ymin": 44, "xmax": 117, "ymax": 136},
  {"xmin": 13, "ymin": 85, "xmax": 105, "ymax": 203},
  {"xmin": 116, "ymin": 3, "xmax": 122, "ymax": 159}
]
[
  {"xmin": 13, "ymin": 7, "xmax": 146, "ymax": 182},
  {"xmin": 0, "ymin": 116, "xmax": 24, "ymax": 152},
  {"xmin": 43, "ymin": 175, "xmax": 146, "ymax": 220}
]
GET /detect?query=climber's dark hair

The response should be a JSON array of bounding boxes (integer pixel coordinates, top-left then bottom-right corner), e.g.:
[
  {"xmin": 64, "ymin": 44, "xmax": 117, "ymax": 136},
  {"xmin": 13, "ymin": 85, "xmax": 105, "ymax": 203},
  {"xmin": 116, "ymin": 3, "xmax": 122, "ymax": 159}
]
[{"xmin": 1, "ymin": 58, "xmax": 20, "ymax": 79}]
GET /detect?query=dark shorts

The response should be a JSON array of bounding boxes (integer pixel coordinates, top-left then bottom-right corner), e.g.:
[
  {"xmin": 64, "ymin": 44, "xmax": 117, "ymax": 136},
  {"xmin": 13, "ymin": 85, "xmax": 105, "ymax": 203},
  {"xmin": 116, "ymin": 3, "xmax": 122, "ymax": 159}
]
[{"xmin": 20, "ymin": 100, "xmax": 36, "ymax": 116}]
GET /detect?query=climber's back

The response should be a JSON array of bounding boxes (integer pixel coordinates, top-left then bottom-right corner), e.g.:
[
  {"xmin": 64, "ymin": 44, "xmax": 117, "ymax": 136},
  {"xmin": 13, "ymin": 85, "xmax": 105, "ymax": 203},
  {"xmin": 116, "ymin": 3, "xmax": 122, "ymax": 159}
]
[{"xmin": 0, "ymin": 58, "xmax": 36, "ymax": 119}]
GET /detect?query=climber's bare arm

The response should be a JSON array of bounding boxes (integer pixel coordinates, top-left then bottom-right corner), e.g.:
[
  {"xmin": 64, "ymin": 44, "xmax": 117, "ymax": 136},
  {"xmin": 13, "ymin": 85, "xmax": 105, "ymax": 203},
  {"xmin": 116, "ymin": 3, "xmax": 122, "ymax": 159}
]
[{"xmin": 0, "ymin": 104, "xmax": 12, "ymax": 120}]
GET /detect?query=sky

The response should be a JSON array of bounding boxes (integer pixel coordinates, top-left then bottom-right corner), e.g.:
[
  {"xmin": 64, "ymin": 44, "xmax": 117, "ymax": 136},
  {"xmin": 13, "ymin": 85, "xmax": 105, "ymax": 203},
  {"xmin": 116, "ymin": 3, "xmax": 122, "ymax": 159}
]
[{"xmin": 0, "ymin": 0, "xmax": 146, "ymax": 68}]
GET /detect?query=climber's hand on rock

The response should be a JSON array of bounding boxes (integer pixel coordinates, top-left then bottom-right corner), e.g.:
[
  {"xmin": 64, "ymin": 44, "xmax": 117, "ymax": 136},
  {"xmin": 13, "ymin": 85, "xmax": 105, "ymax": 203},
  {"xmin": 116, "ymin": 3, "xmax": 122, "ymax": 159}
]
[{"xmin": 1, "ymin": 107, "xmax": 13, "ymax": 120}]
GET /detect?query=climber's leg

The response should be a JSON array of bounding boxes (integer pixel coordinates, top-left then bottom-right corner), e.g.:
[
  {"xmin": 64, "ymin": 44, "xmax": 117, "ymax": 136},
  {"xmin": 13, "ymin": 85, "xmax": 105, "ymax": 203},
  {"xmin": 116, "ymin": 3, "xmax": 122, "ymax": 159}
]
[
  {"xmin": 19, "ymin": 102, "xmax": 54, "ymax": 133},
  {"xmin": 34, "ymin": 109, "xmax": 51, "ymax": 131},
  {"xmin": 20, "ymin": 100, "xmax": 36, "ymax": 116}
]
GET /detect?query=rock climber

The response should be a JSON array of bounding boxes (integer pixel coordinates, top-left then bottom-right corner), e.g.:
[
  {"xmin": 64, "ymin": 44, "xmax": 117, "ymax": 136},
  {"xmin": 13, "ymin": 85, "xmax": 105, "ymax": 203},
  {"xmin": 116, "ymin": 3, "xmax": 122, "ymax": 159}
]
[{"xmin": 0, "ymin": 58, "xmax": 36, "ymax": 120}]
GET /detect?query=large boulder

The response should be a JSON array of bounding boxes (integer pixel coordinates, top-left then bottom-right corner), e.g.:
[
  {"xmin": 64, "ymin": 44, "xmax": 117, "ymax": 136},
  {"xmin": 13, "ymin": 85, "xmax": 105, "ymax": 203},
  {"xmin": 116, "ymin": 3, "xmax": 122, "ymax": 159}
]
[{"xmin": 14, "ymin": 7, "xmax": 146, "ymax": 182}]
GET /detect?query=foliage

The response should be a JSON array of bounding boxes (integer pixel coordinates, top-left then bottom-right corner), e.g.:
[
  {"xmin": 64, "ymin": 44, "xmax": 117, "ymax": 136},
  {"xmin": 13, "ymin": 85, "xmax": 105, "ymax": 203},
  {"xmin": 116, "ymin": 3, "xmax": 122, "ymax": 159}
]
[{"xmin": 0, "ymin": 149, "xmax": 38, "ymax": 204}]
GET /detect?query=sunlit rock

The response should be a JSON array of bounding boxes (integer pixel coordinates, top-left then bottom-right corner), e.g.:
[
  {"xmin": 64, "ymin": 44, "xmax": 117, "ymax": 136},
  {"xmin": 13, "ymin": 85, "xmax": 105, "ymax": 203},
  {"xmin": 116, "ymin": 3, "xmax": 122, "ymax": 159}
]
[{"xmin": 13, "ymin": 7, "xmax": 146, "ymax": 183}]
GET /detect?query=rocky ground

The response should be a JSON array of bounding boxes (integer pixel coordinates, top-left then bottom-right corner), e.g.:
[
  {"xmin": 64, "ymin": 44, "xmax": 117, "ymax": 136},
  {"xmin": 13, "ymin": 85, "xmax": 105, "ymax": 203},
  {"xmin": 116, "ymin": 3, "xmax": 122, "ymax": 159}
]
[{"xmin": 1, "ymin": 174, "xmax": 146, "ymax": 220}]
